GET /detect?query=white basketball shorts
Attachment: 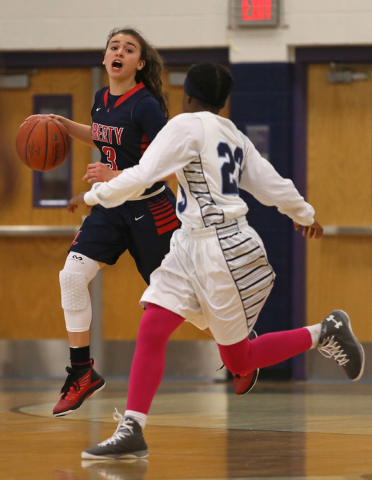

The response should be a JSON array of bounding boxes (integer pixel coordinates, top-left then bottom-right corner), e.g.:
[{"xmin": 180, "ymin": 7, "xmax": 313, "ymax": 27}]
[{"xmin": 140, "ymin": 217, "xmax": 275, "ymax": 346}]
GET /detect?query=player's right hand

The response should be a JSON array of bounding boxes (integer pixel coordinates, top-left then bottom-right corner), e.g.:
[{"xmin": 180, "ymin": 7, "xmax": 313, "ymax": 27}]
[
  {"xmin": 20, "ymin": 114, "xmax": 57, "ymax": 128},
  {"xmin": 294, "ymin": 220, "xmax": 323, "ymax": 239},
  {"xmin": 83, "ymin": 163, "xmax": 121, "ymax": 183},
  {"xmin": 67, "ymin": 192, "xmax": 88, "ymax": 213}
]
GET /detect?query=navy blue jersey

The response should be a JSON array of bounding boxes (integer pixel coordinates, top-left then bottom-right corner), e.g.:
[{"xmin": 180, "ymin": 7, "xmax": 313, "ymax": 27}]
[{"xmin": 91, "ymin": 81, "xmax": 167, "ymax": 195}]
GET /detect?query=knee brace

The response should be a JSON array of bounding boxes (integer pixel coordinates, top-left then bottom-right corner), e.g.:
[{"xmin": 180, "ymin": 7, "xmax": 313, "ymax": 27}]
[
  {"xmin": 60, "ymin": 253, "xmax": 100, "ymax": 332},
  {"xmin": 60, "ymin": 270, "xmax": 90, "ymax": 311}
]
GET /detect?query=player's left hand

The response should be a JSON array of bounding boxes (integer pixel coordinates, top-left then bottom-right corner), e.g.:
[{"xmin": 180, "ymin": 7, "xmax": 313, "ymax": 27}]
[
  {"xmin": 294, "ymin": 220, "xmax": 323, "ymax": 239},
  {"xmin": 67, "ymin": 192, "xmax": 87, "ymax": 213},
  {"xmin": 83, "ymin": 163, "xmax": 121, "ymax": 183}
]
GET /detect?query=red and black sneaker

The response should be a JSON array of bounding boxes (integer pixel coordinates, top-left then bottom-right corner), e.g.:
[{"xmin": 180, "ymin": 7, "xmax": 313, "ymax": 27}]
[
  {"xmin": 53, "ymin": 359, "xmax": 105, "ymax": 417},
  {"xmin": 233, "ymin": 329, "xmax": 259, "ymax": 396}
]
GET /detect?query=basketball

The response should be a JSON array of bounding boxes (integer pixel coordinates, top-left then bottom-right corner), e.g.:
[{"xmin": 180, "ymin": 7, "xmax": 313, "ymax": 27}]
[{"xmin": 15, "ymin": 116, "xmax": 70, "ymax": 171}]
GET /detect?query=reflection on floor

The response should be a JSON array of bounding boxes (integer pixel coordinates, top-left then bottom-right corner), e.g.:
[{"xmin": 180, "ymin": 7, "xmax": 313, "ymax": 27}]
[{"xmin": 1, "ymin": 379, "xmax": 372, "ymax": 479}]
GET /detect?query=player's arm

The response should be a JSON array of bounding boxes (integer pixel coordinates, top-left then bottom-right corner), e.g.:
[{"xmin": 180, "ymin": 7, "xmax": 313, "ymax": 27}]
[
  {"xmin": 83, "ymin": 165, "xmax": 175, "ymax": 183},
  {"xmin": 132, "ymin": 96, "xmax": 174, "ymax": 183},
  {"xmin": 131, "ymin": 98, "xmax": 177, "ymax": 181},
  {"xmin": 53, "ymin": 116, "xmax": 96, "ymax": 148},
  {"xmin": 239, "ymin": 133, "xmax": 322, "ymax": 238},
  {"xmin": 22, "ymin": 114, "xmax": 96, "ymax": 149},
  {"xmin": 133, "ymin": 96, "xmax": 168, "ymax": 142},
  {"xmin": 84, "ymin": 116, "xmax": 203, "ymax": 208},
  {"xmin": 83, "ymin": 163, "xmax": 175, "ymax": 183}
]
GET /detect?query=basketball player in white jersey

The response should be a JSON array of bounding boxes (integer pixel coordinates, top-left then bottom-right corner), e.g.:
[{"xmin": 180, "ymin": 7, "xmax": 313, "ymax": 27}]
[{"xmin": 73, "ymin": 62, "xmax": 364, "ymax": 459}]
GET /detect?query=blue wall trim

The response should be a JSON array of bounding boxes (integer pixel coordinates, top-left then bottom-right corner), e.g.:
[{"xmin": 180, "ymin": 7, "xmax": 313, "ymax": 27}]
[
  {"xmin": 231, "ymin": 62, "xmax": 295, "ymax": 379},
  {"xmin": 0, "ymin": 48, "xmax": 228, "ymax": 69}
]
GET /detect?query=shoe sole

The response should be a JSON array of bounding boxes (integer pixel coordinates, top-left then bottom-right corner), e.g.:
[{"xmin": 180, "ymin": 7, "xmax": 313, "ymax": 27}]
[
  {"xmin": 81, "ymin": 458, "xmax": 149, "ymax": 468},
  {"xmin": 334, "ymin": 310, "xmax": 365, "ymax": 381},
  {"xmin": 81, "ymin": 450, "xmax": 149, "ymax": 460},
  {"xmin": 53, "ymin": 381, "xmax": 106, "ymax": 417}
]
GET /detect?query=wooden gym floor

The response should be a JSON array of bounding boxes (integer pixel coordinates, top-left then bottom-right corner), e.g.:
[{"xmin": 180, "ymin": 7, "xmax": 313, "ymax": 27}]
[{"xmin": 1, "ymin": 379, "xmax": 372, "ymax": 480}]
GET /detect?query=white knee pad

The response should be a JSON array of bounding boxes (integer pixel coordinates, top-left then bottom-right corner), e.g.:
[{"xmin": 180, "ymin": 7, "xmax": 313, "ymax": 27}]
[
  {"xmin": 60, "ymin": 271, "xmax": 90, "ymax": 311},
  {"xmin": 60, "ymin": 253, "xmax": 100, "ymax": 332}
]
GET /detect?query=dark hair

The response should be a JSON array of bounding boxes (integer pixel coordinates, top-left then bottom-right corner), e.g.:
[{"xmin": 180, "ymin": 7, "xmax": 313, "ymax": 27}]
[
  {"xmin": 186, "ymin": 62, "xmax": 233, "ymax": 109},
  {"xmin": 106, "ymin": 27, "xmax": 169, "ymax": 118}
]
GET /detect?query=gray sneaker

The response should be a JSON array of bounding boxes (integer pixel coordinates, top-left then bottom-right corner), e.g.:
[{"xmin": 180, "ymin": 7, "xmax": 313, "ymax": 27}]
[
  {"xmin": 318, "ymin": 310, "xmax": 365, "ymax": 381},
  {"xmin": 82, "ymin": 410, "xmax": 148, "ymax": 460}
]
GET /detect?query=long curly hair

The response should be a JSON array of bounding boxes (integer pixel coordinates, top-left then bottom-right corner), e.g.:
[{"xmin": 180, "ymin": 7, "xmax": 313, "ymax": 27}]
[{"xmin": 106, "ymin": 27, "xmax": 169, "ymax": 118}]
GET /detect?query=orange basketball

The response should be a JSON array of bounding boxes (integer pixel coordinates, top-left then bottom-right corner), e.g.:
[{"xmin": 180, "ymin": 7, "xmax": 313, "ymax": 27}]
[{"xmin": 16, "ymin": 116, "xmax": 70, "ymax": 171}]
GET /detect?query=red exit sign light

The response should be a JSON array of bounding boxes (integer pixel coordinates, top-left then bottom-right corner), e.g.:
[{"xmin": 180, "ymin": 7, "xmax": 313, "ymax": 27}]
[{"xmin": 233, "ymin": 0, "xmax": 280, "ymax": 27}]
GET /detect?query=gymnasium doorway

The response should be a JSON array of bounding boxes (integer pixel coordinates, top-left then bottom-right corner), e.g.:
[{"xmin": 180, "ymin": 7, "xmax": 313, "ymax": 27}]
[{"xmin": 296, "ymin": 54, "xmax": 372, "ymax": 379}]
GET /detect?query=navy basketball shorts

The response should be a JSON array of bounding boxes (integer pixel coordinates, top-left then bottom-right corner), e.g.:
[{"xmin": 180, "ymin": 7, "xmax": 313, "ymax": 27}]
[{"xmin": 69, "ymin": 187, "xmax": 180, "ymax": 284}]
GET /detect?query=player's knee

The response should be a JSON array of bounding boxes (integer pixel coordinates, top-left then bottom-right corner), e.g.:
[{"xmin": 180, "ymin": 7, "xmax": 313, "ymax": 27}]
[
  {"xmin": 218, "ymin": 341, "xmax": 252, "ymax": 376},
  {"xmin": 59, "ymin": 270, "xmax": 90, "ymax": 311},
  {"xmin": 60, "ymin": 272, "xmax": 92, "ymax": 332},
  {"xmin": 59, "ymin": 254, "xmax": 99, "ymax": 332},
  {"xmin": 62, "ymin": 252, "xmax": 101, "ymax": 282},
  {"xmin": 59, "ymin": 252, "xmax": 100, "ymax": 311}
]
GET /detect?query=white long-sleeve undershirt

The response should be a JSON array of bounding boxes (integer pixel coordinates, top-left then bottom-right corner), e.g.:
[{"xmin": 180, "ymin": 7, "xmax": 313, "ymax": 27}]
[{"xmin": 84, "ymin": 113, "xmax": 314, "ymax": 227}]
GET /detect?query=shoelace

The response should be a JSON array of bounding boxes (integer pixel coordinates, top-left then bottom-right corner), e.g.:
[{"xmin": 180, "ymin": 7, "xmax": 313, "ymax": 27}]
[
  {"xmin": 318, "ymin": 336, "xmax": 349, "ymax": 366},
  {"xmin": 98, "ymin": 409, "xmax": 135, "ymax": 446},
  {"xmin": 60, "ymin": 367, "xmax": 80, "ymax": 398}
]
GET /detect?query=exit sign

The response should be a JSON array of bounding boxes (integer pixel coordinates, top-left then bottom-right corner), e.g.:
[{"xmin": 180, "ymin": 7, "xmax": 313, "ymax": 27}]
[{"xmin": 231, "ymin": 0, "xmax": 280, "ymax": 27}]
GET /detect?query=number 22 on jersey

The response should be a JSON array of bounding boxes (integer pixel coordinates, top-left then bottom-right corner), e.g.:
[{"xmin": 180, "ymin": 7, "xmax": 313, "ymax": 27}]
[
  {"xmin": 177, "ymin": 142, "xmax": 244, "ymax": 214},
  {"xmin": 218, "ymin": 142, "xmax": 243, "ymax": 195}
]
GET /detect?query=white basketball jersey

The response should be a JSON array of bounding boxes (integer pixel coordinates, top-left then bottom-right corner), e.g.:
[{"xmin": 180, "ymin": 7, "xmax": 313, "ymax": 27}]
[
  {"xmin": 176, "ymin": 112, "xmax": 251, "ymax": 229},
  {"xmin": 85, "ymin": 112, "xmax": 315, "ymax": 229}
]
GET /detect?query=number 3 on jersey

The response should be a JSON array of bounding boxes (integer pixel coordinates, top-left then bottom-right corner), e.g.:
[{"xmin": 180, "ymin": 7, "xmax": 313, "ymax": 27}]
[
  {"xmin": 102, "ymin": 146, "xmax": 118, "ymax": 170},
  {"xmin": 218, "ymin": 142, "xmax": 243, "ymax": 194}
]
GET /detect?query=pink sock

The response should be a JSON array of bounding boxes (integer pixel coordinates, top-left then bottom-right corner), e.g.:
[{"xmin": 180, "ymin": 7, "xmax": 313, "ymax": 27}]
[
  {"xmin": 218, "ymin": 328, "xmax": 312, "ymax": 376},
  {"xmin": 126, "ymin": 303, "xmax": 184, "ymax": 414}
]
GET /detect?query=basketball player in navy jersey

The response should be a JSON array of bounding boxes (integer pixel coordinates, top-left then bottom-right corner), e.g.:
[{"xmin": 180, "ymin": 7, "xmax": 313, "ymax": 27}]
[
  {"xmin": 25, "ymin": 28, "xmax": 182, "ymax": 417},
  {"xmin": 76, "ymin": 62, "xmax": 364, "ymax": 459}
]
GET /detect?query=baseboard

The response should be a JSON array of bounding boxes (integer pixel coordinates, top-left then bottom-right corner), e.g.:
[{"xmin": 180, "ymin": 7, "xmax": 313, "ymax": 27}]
[
  {"xmin": 0, "ymin": 339, "xmax": 227, "ymax": 381},
  {"xmin": 2, "ymin": 339, "xmax": 369, "ymax": 382}
]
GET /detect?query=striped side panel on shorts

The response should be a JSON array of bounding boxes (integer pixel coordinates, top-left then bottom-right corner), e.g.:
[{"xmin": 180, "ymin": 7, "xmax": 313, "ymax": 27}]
[
  {"xmin": 148, "ymin": 197, "xmax": 180, "ymax": 235},
  {"xmin": 216, "ymin": 220, "xmax": 275, "ymax": 329}
]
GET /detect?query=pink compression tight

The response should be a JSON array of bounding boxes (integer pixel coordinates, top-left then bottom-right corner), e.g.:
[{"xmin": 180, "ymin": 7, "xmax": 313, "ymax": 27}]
[
  {"xmin": 218, "ymin": 329, "xmax": 312, "ymax": 377},
  {"xmin": 126, "ymin": 303, "xmax": 312, "ymax": 415}
]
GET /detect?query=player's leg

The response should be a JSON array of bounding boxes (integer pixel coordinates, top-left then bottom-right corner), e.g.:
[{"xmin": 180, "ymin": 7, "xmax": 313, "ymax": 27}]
[
  {"xmin": 54, "ymin": 205, "xmax": 129, "ymax": 416},
  {"xmin": 82, "ymin": 237, "xmax": 200, "ymax": 459},
  {"xmin": 82, "ymin": 303, "xmax": 184, "ymax": 460},
  {"xmin": 126, "ymin": 188, "xmax": 180, "ymax": 285},
  {"xmin": 53, "ymin": 252, "xmax": 106, "ymax": 417},
  {"xmin": 195, "ymin": 219, "xmax": 275, "ymax": 394},
  {"xmin": 217, "ymin": 329, "xmax": 259, "ymax": 395},
  {"xmin": 218, "ymin": 310, "xmax": 364, "ymax": 381}
]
